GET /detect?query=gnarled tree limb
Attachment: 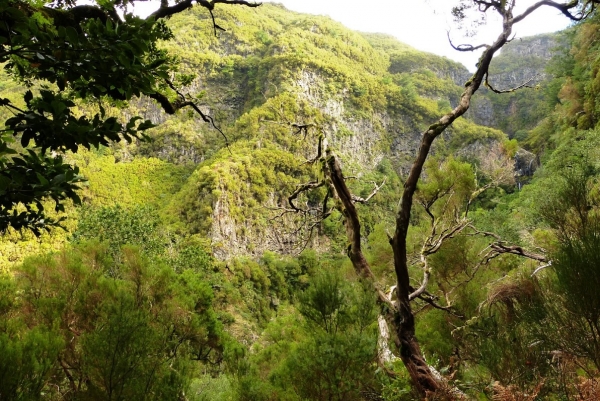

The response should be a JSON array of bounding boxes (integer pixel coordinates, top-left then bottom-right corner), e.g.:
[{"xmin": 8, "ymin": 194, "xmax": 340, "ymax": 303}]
[
  {"xmin": 512, "ymin": 0, "xmax": 596, "ymax": 23},
  {"xmin": 325, "ymin": 150, "xmax": 396, "ymax": 311},
  {"xmin": 485, "ymin": 72, "xmax": 537, "ymax": 93},
  {"xmin": 447, "ymin": 31, "xmax": 491, "ymax": 52},
  {"xmin": 151, "ymin": 0, "xmax": 260, "ymax": 20}
]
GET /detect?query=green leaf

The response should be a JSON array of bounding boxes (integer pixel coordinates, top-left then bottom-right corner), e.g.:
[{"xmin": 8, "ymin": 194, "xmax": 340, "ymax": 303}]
[
  {"xmin": 35, "ymin": 172, "xmax": 49, "ymax": 186},
  {"xmin": 71, "ymin": 192, "xmax": 81, "ymax": 205},
  {"xmin": 137, "ymin": 120, "xmax": 156, "ymax": 131},
  {"xmin": 51, "ymin": 100, "xmax": 67, "ymax": 116},
  {"xmin": 0, "ymin": 175, "xmax": 11, "ymax": 191},
  {"xmin": 52, "ymin": 174, "xmax": 66, "ymax": 185},
  {"xmin": 155, "ymin": 70, "xmax": 169, "ymax": 80},
  {"xmin": 21, "ymin": 131, "xmax": 32, "ymax": 148},
  {"xmin": 24, "ymin": 90, "xmax": 33, "ymax": 104},
  {"xmin": 66, "ymin": 26, "xmax": 79, "ymax": 44},
  {"xmin": 28, "ymin": 18, "xmax": 39, "ymax": 34}
]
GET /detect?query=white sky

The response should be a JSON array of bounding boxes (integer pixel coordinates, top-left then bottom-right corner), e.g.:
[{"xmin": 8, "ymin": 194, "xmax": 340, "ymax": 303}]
[
  {"xmin": 129, "ymin": 0, "xmax": 575, "ymax": 71},
  {"xmin": 260, "ymin": 0, "xmax": 574, "ymax": 70}
]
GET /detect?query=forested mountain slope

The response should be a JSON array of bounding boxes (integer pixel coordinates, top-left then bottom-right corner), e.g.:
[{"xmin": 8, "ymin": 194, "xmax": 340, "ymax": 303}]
[
  {"xmin": 4, "ymin": 2, "xmax": 600, "ymax": 400},
  {"xmin": 469, "ymin": 33, "xmax": 559, "ymax": 138},
  {"xmin": 135, "ymin": 3, "xmax": 507, "ymax": 258},
  {"xmin": 0, "ymin": 3, "xmax": 509, "ymax": 263}
]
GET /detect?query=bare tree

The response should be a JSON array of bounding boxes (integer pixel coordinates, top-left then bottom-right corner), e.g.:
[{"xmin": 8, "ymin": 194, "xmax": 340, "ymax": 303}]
[
  {"xmin": 282, "ymin": 0, "xmax": 599, "ymax": 397},
  {"xmin": 389, "ymin": 1, "xmax": 600, "ymax": 395}
]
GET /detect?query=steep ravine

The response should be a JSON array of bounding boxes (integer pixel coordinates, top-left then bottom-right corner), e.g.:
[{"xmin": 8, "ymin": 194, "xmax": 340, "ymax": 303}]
[
  {"xmin": 468, "ymin": 32, "xmax": 559, "ymax": 136},
  {"xmin": 140, "ymin": 4, "xmax": 517, "ymax": 259}
]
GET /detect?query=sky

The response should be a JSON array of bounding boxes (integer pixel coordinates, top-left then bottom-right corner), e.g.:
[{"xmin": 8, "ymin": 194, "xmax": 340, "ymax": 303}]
[
  {"xmin": 129, "ymin": 0, "xmax": 575, "ymax": 71},
  {"xmin": 259, "ymin": 0, "xmax": 574, "ymax": 70}
]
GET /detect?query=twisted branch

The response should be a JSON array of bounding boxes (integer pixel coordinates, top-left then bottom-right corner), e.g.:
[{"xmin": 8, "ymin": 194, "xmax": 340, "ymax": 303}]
[
  {"xmin": 151, "ymin": 0, "xmax": 260, "ymax": 20},
  {"xmin": 485, "ymin": 72, "xmax": 538, "ymax": 94},
  {"xmin": 447, "ymin": 31, "xmax": 491, "ymax": 52}
]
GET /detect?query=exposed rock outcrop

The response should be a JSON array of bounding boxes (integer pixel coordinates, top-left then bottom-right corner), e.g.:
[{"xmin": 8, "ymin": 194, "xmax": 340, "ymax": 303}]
[
  {"xmin": 138, "ymin": 4, "xmax": 547, "ymax": 259},
  {"xmin": 514, "ymin": 148, "xmax": 539, "ymax": 179}
]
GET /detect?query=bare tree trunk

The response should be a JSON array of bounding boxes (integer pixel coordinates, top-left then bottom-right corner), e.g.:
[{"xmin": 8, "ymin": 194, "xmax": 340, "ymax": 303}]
[
  {"xmin": 378, "ymin": 315, "xmax": 398, "ymax": 364},
  {"xmin": 386, "ymin": 10, "xmax": 516, "ymax": 395},
  {"xmin": 326, "ymin": 152, "xmax": 443, "ymax": 394},
  {"xmin": 311, "ymin": 1, "xmax": 592, "ymax": 397},
  {"xmin": 322, "ymin": 10, "xmax": 515, "ymax": 395}
]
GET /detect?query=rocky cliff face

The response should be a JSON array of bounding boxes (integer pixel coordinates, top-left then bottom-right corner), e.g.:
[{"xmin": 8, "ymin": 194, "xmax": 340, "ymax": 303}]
[
  {"xmin": 133, "ymin": 4, "xmax": 514, "ymax": 259},
  {"xmin": 490, "ymin": 34, "xmax": 557, "ymax": 87},
  {"xmin": 468, "ymin": 33, "xmax": 559, "ymax": 135}
]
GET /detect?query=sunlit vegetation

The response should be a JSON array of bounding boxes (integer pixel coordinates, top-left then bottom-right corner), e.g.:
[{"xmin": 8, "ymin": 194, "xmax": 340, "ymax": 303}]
[{"xmin": 4, "ymin": 0, "xmax": 600, "ymax": 399}]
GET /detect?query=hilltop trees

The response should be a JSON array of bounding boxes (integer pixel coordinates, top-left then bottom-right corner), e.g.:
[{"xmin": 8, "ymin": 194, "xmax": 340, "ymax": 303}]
[{"xmin": 0, "ymin": 0, "xmax": 257, "ymax": 234}]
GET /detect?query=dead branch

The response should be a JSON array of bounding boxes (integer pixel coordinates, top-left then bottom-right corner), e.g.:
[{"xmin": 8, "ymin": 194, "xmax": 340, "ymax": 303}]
[
  {"xmin": 513, "ymin": 0, "xmax": 598, "ymax": 23},
  {"xmin": 425, "ymin": 219, "xmax": 470, "ymax": 257},
  {"xmin": 268, "ymin": 124, "xmax": 334, "ymax": 254},
  {"xmin": 150, "ymin": 0, "xmax": 194, "ymax": 19},
  {"xmin": 325, "ymin": 151, "xmax": 396, "ymax": 311},
  {"xmin": 485, "ymin": 72, "xmax": 537, "ymax": 94},
  {"xmin": 447, "ymin": 31, "xmax": 491, "ymax": 52},
  {"xmin": 150, "ymin": 80, "xmax": 231, "ymax": 149},
  {"xmin": 305, "ymin": 135, "xmax": 323, "ymax": 164},
  {"xmin": 409, "ymin": 217, "xmax": 470, "ymax": 301},
  {"xmin": 267, "ymin": 202, "xmax": 332, "ymax": 255},
  {"xmin": 263, "ymin": 96, "xmax": 316, "ymax": 140},
  {"xmin": 489, "ymin": 243, "xmax": 548, "ymax": 262},
  {"xmin": 288, "ymin": 181, "xmax": 324, "ymax": 211},
  {"xmin": 531, "ymin": 261, "xmax": 552, "ymax": 276},
  {"xmin": 151, "ymin": 0, "xmax": 260, "ymax": 20},
  {"xmin": 417, "ymin": 184, "xmax": 455, "ymax": 224},
  {"xmin": 281, "ymin": 124, "xmax": 387, "ymax": 254},
  {"xmin": 464, "ymin": 225, "xmax": 550, "ymax": 284},
  {"xmin": 352, "ymin": 179, "xmax": 386, "ymax": 204},
  {"xmin": 415, "ymin": 292, "xmax": 465, "ymax": 318},
  {"xmin": 291, "ymin": 123, "xmax": 315, "ymax": 138},
  {"xmin": 474, "ymin": 0, "xmax": 500, "ymax": 12},
  {"xmin": 467, "ymin": 225, "xmax": 502, "ymax": 241},
  {"xmin": 408, "ymin": 149, "xmax": 515, "ymax": 318},
  {"xmin": 408, "ymin": 163, "xmax": 506, "ymax": 319},
  {"xmin": 470, "ymin": 230, "xmax": 548, "ymax": 267}
]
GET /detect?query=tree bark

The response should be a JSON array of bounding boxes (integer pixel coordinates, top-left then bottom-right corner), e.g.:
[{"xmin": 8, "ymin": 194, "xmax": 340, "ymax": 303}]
[
  {"xmin": 301, "ymin": 1, "xmax": 591, "ymax": 398},
  {"xmin": 385, "ymin": 9, "xmax": 517, "ymax": 395},
  {"xmin": 326, "ymin": 152, "xmax": 394, "ymax": 307},
  {"xmin": 325, "ymin": 151, "xmax": 441, "ymax": 394}
]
